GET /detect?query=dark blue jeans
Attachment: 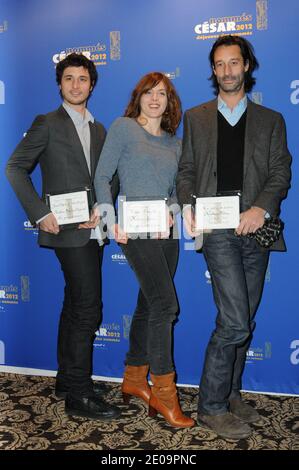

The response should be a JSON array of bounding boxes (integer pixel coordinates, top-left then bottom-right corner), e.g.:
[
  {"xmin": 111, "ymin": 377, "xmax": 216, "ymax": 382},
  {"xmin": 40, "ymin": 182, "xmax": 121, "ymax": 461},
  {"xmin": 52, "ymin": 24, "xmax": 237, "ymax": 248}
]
[
  {"xmin": 55, "ymin": 240, "xmax": 103, "ymax": 396},
  {"xmin": 199, "ymin": 231, "xmax": 269, "ymax": 415},
  {"xmin": 121, "ymin": 238, "xmax": 179, "ymax": 375}
]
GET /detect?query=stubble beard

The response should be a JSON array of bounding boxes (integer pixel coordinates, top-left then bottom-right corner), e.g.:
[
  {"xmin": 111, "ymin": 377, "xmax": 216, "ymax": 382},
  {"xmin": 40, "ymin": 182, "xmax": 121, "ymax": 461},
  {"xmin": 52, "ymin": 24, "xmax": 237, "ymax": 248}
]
[{"xmin": 218, "ymin": 74, "xmax": 245, "ymax": 95}]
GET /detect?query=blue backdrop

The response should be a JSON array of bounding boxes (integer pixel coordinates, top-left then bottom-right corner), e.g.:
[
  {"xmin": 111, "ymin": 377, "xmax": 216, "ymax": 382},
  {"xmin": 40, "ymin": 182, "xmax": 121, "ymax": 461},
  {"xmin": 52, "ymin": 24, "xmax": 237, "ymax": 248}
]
[{"xmin": 0, "ymin": 0, "xmax": 298, "ymax": 395}]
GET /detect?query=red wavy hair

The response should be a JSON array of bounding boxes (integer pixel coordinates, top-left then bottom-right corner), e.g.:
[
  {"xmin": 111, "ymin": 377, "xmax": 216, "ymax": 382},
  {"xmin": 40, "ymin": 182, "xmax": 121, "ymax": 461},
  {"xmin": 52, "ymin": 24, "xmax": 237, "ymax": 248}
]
[{"xmin": 124, "ymin": 72, "xmax": 182, "ymax": 135}]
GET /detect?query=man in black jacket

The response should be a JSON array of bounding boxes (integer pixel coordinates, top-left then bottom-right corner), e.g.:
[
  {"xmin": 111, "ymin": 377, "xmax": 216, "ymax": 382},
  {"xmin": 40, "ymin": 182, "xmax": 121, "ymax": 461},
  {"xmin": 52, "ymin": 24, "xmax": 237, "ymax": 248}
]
[{"xmin": 6, "ymin": 53, "xmax": 120, "ymax": 421}]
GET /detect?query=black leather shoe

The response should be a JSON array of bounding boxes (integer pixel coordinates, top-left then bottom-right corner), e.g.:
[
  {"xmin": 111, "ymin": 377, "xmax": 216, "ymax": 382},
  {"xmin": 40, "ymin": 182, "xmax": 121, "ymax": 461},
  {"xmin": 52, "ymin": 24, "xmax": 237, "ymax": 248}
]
[
  {"xmin": 65, "ymin": 394, "xmax": 121, "ymax": 420},
  {"xmin": 55, "ymin": 381, "xmax": 107, "ymax": 399}
]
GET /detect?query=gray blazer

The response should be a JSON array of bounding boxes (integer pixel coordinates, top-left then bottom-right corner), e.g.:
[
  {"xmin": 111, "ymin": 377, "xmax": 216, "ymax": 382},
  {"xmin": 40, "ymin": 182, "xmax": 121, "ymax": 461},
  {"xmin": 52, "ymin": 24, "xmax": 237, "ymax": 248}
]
[
  {"xmin": 6, "ymin": 106, "xmax": 117, "ymax": 248},
  {"xmin": 176, "ymin": 98, "xmax": 292, "ymax": 251}
]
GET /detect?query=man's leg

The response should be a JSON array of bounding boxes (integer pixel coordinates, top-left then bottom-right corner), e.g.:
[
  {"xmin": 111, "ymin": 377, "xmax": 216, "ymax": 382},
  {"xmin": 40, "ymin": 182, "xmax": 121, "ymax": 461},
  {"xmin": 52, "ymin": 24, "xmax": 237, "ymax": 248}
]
[
  {"xmin": 198, "ymin": 231, "xmax": 252, "ymax": 439},
  {"xmin": 230, "ymin": 239, "xmax": 269, "ymax": 397},
  {"xmin": 54, "ymin": 240, "xmax": 120, "ymax": 420},
  {"xmin": 228, "ymin": 238, "xmax": 269, "ymax": 422},
  {"xmin": 55, "ymin": 240, "xmax": 103, "ymax": 395}
]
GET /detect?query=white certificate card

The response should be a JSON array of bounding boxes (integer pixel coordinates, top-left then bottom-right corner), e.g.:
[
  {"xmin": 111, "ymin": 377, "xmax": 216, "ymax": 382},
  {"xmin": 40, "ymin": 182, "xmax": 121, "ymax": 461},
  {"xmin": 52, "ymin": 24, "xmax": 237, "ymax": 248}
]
[
  {"xmin": 120, "ymin": 199, "xmax": 167, "ymax": 234},
  {"xmin": 195, "ymin": 196, "xmax": 240, "ymax": 230},
  {"xmin": 48, "ymin": 190, "xmax": 90, "ymax": 225}
]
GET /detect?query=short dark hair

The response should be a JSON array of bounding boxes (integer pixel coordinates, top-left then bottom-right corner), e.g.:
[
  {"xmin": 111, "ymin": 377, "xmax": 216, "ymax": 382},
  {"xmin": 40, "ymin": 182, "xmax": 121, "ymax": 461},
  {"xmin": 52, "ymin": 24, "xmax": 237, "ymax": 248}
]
[
  {"xmin": 124, "ymin": 72, "xmax": 182, "ymax": 136},
  {"xmin": 209, "ymin": 35, "xmax": 259, "ymax": 94},
  {"xmin": 56, "ymin": 53, "xmax": 98, "ymax": 95}
]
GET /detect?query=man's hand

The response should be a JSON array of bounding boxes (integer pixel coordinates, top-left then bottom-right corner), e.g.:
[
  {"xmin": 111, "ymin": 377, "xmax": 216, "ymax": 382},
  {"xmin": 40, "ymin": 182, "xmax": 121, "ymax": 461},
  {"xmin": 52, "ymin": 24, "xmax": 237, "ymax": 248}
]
[
  {"xmin": 78, "ymin": 207, "xmax": 100, "ymax": 229},
  {"xmin": 39, "ymin": 213, "xmax": 60, "ymax": 235},
  {"xmin": 111, "ymin": 223, "xmax": 128, "ymax": 244},
  {"xmin": 235, "ymin": 206, "xmax": 266, "ymax": 236}
]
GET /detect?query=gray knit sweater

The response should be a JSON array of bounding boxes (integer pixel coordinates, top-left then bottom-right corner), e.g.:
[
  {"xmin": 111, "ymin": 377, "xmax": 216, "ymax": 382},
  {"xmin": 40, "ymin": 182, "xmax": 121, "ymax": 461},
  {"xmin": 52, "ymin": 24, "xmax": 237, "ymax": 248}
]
[{"xmin": 94, "ymin": 117, "xmax": 181, "ymax": 210}]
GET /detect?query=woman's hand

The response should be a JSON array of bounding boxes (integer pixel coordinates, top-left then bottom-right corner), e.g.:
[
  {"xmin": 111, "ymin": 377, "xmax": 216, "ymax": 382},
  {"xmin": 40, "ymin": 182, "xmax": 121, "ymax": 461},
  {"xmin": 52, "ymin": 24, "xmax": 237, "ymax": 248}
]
[
  {"xmin": 78, "ymin": 207, "xmax": 100, "ymax": 229},
  {"xmin": 112, "ymin": 223, "xmax": 128, "ymax": 244}
]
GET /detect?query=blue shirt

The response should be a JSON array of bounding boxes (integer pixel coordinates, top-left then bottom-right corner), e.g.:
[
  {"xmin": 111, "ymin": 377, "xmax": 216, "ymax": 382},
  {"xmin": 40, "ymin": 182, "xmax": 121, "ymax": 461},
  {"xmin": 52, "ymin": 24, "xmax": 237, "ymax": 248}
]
[{"xmin": 218, "ymin": 95, "xmax": 247, "ymax": 126}]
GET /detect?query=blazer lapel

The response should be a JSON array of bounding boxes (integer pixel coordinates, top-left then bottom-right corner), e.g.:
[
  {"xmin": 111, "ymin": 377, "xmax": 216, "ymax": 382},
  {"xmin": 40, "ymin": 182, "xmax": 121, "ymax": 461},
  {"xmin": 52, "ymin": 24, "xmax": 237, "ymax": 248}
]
[
  {"xmin": 243, "ymin": 99, "xmax": 259, "ymax": 180},
  {"xmin": 89, "ymin": 121, "xmax": 100, "ymax": 180},
  {"xmin": 58, "ymin": 106, "xmax": 91, "ymax": 180},
  {"xmin": 205, "ymin": 99, "xmax": 218, "ymax": 161},
  {"xmin": 201, "ymin": 100, "xmax": 218, "ymax": 196}
]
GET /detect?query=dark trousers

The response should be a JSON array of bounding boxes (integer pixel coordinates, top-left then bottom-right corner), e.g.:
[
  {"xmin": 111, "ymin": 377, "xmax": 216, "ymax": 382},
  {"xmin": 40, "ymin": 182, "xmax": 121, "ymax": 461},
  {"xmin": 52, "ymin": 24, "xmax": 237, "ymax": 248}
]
[
  {"xmin": 54, "ymin": 240, "xmax": 103, "ymax": 396},
  {"xmin": 121, "ymin": 238, "xmax": 179, "ymax": 375},
  {"xmin": 199, "ymin": 231, "xmax": 269, "ymax": 415}
]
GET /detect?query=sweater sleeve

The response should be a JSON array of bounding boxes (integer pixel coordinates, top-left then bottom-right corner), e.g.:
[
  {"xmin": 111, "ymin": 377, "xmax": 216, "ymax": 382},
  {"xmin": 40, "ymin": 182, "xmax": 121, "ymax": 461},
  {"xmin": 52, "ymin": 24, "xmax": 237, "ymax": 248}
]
[{"xmin": 94, "ymin": 118, "xmax": 126, "ymax": 215}]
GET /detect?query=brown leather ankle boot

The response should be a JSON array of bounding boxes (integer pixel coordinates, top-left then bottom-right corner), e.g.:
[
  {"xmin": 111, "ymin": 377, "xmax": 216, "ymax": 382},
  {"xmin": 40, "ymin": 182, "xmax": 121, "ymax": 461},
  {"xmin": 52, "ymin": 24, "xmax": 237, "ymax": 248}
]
[
  {"xmin": 149, "ymin": 372, "xmax": 195, "ymax": 428},
  {"xmin": 121, "ymin": 365, "xmax": 151, "ymax": 405}
]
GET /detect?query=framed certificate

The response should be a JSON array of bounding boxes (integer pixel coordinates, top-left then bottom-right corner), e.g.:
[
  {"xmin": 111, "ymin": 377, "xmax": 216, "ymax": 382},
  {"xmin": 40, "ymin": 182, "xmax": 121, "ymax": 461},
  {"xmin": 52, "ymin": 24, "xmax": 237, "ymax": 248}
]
[
  {"xmin": 118, "ymin": 196, "xmax": 168, "ymax": 235},
  {"xmin": 46, "ymin": 188, "xmax": 92, "ymax": 228},
  {"xmin": 195, "ymin": 195, "xmax": 240, "ymax": 230}
]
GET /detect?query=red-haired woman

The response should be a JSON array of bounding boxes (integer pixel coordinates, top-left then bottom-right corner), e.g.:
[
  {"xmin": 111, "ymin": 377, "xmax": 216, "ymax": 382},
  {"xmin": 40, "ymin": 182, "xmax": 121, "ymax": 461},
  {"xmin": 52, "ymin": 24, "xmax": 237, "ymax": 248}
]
[{"xmin": 94, "ymin": 72, "xmax": 194, "ymax": 428}]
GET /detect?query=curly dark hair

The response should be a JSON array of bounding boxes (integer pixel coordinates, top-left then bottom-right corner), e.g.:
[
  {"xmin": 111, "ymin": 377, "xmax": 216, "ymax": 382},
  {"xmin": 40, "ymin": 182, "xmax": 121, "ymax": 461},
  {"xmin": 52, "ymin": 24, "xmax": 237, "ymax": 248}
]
[
  {"xmin": 56, "ymin": 53, "xmax": 98, "ymax": 98},
  {"xmin": 124, "ymin": 72, "xmax": 182, "ymax": 135},
  {"xmin": 209, "ymin": 35, "xmax": 259, "ymax": 94}
]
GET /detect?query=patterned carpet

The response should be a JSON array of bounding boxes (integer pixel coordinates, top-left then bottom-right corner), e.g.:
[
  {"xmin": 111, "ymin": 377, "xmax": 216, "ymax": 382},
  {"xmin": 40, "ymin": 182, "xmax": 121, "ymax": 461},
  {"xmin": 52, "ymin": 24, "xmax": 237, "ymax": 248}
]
[{"xmin": 0, "ymin": 373, "xmax": 298, "ymax": 451}]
